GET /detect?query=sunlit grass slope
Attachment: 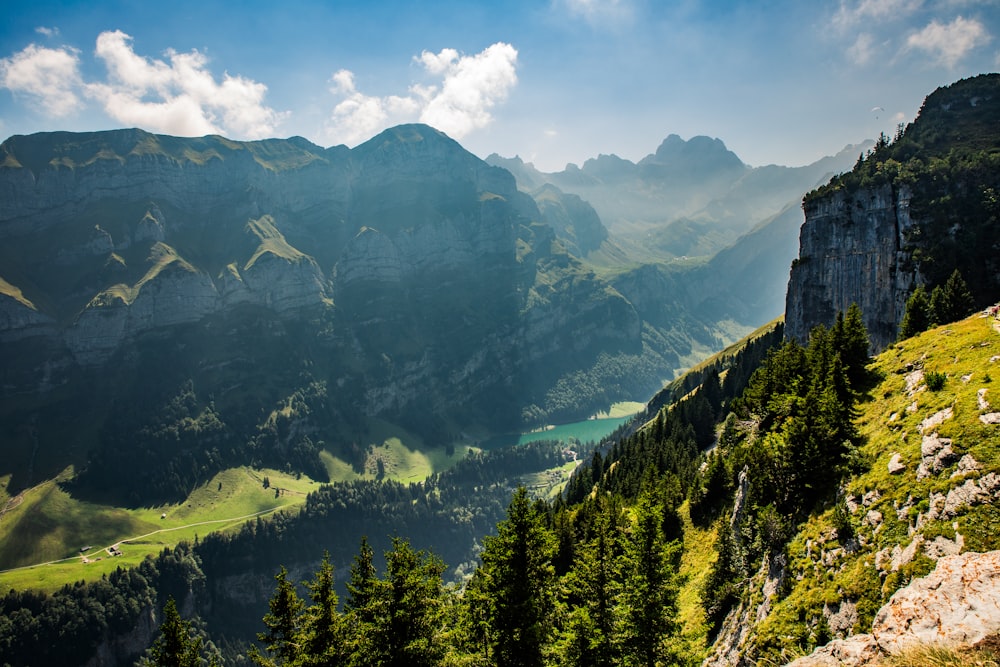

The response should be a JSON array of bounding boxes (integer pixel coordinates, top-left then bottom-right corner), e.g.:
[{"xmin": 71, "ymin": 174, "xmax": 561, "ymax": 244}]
[{"xmin": 0, "ymin": 466, "xmax": 316, "ymax": 594}]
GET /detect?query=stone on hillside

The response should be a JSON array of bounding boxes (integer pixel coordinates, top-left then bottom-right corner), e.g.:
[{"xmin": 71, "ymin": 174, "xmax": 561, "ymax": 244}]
[
  {"xmin": 872, "ymin": 551, "xmax": 1000, "ymax": 655},
  {"xmin": 981, "ymin": 413, "xmax": 1000, "ymax": 424},
  {"xmin": 924, "ymin": 533, "xmax": 964, "ymax": 559},
  {"xmin": 784, "ymin": 634, "xmax": 880, "ymax": 667},
  {"xmin": 980, "ymin": 388, "xmax": 991, "ymax": 411},
  {"xmin": 905, "ymin": 369, "xmax": 925, "ymax": 396},
  {"xmin": 951, "ymin": 454, "xmax": 981, "ymax": 478},
  {"xmin": 919, "ymin": 407, "xmax": 953, "ymax": 434},
  {"xmin": 887, "ymin": 453, "xmax": 905, "ymax": 474},
  {"xmin": 916, "ymin": 433, "xmax": 956, "ymax": 479}
]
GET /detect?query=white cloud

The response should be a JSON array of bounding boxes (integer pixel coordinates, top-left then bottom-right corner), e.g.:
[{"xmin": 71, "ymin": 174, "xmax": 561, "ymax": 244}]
[
  {"xmin": 326, "ymin": 43, "xmax": 518, "ymax": 145},
  {"xmin": 833, "ymin": 0, "xmax": 923, "ymax": 31},
  {"xmin": 0, "ymin": 30, "xmax": 286, "ymax": 138},
  {"xmin": 848, "ymin": 33, "xmax": 877, "ymax": 65},
  {"xmin": 905, "ymin": 16, "xmax": 990, "ymax": 67},
  {"xmin": 35, "ymin": 26, "xmax": 60, "ymax": 38},
  {"xmin": 85, "ymin": 30, "xmax": 286, "ymax": 138},
  {"xmin": 419, "ymin": 43, "xmax": 518, "ymax": 138},
  {"xmin": 0, "ymin": 43, "xmax": 83, "ymax": 116}
]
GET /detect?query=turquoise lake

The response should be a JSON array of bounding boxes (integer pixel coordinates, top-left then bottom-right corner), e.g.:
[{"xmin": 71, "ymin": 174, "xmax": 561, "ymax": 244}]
[{"xmin": 480, "ymin": 415, "xmax": 634, "ymax": 450}]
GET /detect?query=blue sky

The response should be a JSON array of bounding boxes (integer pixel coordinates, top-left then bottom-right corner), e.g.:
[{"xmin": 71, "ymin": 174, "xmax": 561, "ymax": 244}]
[{"xmin": 1, "ymin": 0, "xmax": 998, "ymax": 171}]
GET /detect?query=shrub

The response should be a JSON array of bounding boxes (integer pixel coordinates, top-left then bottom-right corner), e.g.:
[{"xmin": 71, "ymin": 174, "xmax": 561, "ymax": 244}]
[{"xmin": 926, "ymin": 371, "xmax": 947, "ymax": 391}]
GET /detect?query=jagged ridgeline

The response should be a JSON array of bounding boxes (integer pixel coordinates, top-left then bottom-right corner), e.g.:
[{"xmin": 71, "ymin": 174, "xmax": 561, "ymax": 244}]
[
  {"xmin": 0, "ymin": 124, "xmax": 713, "ymax": 503},
  {"xmin": 787, "ymin": 73, "xmax": 1000, "ymax": 351}
]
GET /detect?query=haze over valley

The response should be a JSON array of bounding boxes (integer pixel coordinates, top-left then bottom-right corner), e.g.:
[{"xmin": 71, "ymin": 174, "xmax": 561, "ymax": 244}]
[{"xmin": 2, "ymin": 3, "xmax": 1000, "ymax": 666}]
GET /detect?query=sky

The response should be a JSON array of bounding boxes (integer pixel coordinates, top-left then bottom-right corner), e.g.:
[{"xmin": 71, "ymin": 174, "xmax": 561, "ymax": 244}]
[{"xmin": 1, "ymin": 1, "xmax": 998, "ymax": 172}]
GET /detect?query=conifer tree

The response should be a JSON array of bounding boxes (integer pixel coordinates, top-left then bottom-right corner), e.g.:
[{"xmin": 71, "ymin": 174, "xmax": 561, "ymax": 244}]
[
  {"xmin": 558, "ymin": 496, "xmax": 623, "ymax": 667},
  {"xmin": 300, "ymin": 552, "xmax": 348, "ymax": 667},
  {"xmin": 379, "ymin": 538, "xmax": 447, "ymax": 667},
  {"xmin": 148, "ymin": 597, "xmax": 205, "ymax": 667},
  {"xmin": 932, "ymin": 269, "xmax": 976, "ymax": 325},
  {"xmin": 344, "ymin": 536, "xmax": 384, "ymax": 662},
  {"xmin": 899, "ymin": 284, "xmax": 931, "ymax": 339},
  {"xmin": 475, "ymin": 486, "xmax": 556, "ymax": 667},
  {"xmin": 618, "ymin": 484, "xmax": 679, "ymax": 667},
  {"xmin": 834, "ymin": 303, "xmax": 870, "ymax": 389},
  {"xmin": 254, "ymin": 566, "xmax": 305, "ymax": 666}
]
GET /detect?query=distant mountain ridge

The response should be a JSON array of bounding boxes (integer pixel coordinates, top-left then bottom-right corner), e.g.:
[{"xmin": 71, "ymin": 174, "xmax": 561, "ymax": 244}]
[{"xmin": 488, "ymin": 134, "xmax": 869, "ymax": 259}]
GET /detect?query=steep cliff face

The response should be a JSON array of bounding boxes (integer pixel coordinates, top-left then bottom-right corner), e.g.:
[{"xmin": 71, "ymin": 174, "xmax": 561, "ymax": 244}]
[
  {"xmin": 784, "ymin": 74, "xmax": 1000, "ymax": 352},
  {"xmin": 784, "ymin": 184, "xmax": 918, "ymax": 351}
]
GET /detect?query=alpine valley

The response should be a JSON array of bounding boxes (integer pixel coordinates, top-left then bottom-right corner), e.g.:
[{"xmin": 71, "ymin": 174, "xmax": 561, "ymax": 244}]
[{"xmin": 1, "ymin": 74, "xmax": 1000, "ymax": 667}]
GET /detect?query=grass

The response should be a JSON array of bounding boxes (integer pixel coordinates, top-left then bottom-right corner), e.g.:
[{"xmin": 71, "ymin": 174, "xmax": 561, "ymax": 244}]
[
  {"xmin": 675, "ymin": 500, "xmax": 717, "ymax": 659},
  {"xmin": 521, "ymin": 460, "xmax": 580, "ymax": 500},
  {"xmin": 243, "ymin": 216, "xmax": 307, "ymax": 270},
  {"xmin": 0, "ymin": 466, "xmax": 316, "ymax": 594},
  {"xmin": 879, "ymin": 639, "xmax": 1000, "ymax": 666},
  {"xmin": 591, "ymin": 401, "xmax": 645, "ymax": 419},
  {"xmin": 317, "ymin": 419, "xmax": 478, "ymax": 484},
  {"xmin": 751, "ymin": 313, "xmax": 1000, "ymax": 662}
]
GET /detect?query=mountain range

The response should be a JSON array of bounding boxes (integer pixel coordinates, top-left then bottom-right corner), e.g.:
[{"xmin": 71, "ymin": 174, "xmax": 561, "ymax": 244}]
[
  {"xmin": 0, "ymin": 120, "xmax": 862, "ymax": 503},
  {"xmin": 0, "ymin": 74, "xmax": 999, "ymax": 667}
]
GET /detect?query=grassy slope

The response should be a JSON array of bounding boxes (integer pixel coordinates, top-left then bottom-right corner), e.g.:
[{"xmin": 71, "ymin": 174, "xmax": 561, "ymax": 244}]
[
  {"xmin": 751, "ymin": 313, "xmax": 1000, "ymax": 660},
  {"xmin": 0, "ymin": 466, "xmax": 316, "ymax": 594},
  {"xmin": 0, "ymin": 417, "xmax": 484, "ymax": 595}
]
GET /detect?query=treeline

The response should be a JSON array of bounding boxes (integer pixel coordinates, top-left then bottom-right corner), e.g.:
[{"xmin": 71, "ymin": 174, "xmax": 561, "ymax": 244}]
[
  {"xmin": 225, "ymin": 320, "xmax": 803, "ymax": 666},
  {"xmin": 700, "ymin": 304, "xmax": 870, "ymax": 635},
  {"xmin": 642, "ymin": 321, "xmax": 784, "ymax": 419},
  {"xmin": 77, "ymin": 378, "xmax": 333, "ymax": 505},
  {"xmin": 238, "ymin": 484, "xmax": 688, "ymax": 667},
  {"xmin": 0, "ymin": 544, "xmax": 210, "ymax": 666}
]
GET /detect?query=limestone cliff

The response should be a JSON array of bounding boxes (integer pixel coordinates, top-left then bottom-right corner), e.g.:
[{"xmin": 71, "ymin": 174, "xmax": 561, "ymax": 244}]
[
  {"xmin": 784, "ymin": 183, "xmax": 918, "ymax": 351},
  {"xmin": 784, "ymin": 74, "xmax": 1000, "ymax": 352}
]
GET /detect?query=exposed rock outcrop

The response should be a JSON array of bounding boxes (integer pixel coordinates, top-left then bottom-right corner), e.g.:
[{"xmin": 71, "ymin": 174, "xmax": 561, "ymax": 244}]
[{"xmin": 787, "ymin": 550, "xmax": 1000, "ymax": 666}]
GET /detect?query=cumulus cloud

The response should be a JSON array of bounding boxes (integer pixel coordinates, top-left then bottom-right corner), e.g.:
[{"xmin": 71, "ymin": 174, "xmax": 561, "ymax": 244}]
[
  {"xmin": 326, "ymin": 42, "xmax": 518, "ymax": 146},
  {"xmin": 0, "ymin": 43, "xmax": 83, "ymax": 116},
  {"xmin": 86, "ymin": 30, "xmax": 286, "ymax": 138},
  {"xmin": 905, "ymin": 16, "xmax": 990, "ymax": 67},
  {"xmin": 35, "ymin": 26, "xmax": 60, "ymax": 38}
]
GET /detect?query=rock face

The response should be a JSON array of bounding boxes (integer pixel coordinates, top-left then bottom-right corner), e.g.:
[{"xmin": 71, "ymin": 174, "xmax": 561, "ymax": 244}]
[
  {"xmin": 784, "ymin": 183, "xmax": 918, "ymax": 351},
  {"xmin": 787, "ymin": 550, "xmax": 1000, "ymax": 666}
]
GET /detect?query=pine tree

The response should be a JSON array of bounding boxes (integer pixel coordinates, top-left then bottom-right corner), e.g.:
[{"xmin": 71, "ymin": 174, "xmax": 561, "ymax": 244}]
[
  {"xmin": 559, "ymin": 496, "xmax": 623, "ymax": 667},
  {"xmin": 935, "ymin": 269, "xmax": 976, "ymax": 325},
  {"xmin": 254, "ymin": 566, "xmax": 305, "ymax": 666},
  {"xmin": 899, "ymin": 284, "xmax": 931, "ymax": 339},
  {"xmin": 300, "ymin": 552, "xmax": 348, "ymax": 667},
  {"xmin": 475, "ymin": 486, "xmax": 556, "ymax": 667},
  {"xmin": 148, "ymin": 597, "xmax": 205, "ymax": 667},
  {"xmin": 344, "ymin": 536, "xmax": 384, "ymax": 664},
  {"xmin": 380, "ymin": 538, "xmax": 447, "ymax": 667},
  {"xmin": 834, "ymin": 303, "xmax": 870, "ymax": 389},
  {"xmin": 617, "ymin": 484, "xmax": 679, "ymax": 667}
]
